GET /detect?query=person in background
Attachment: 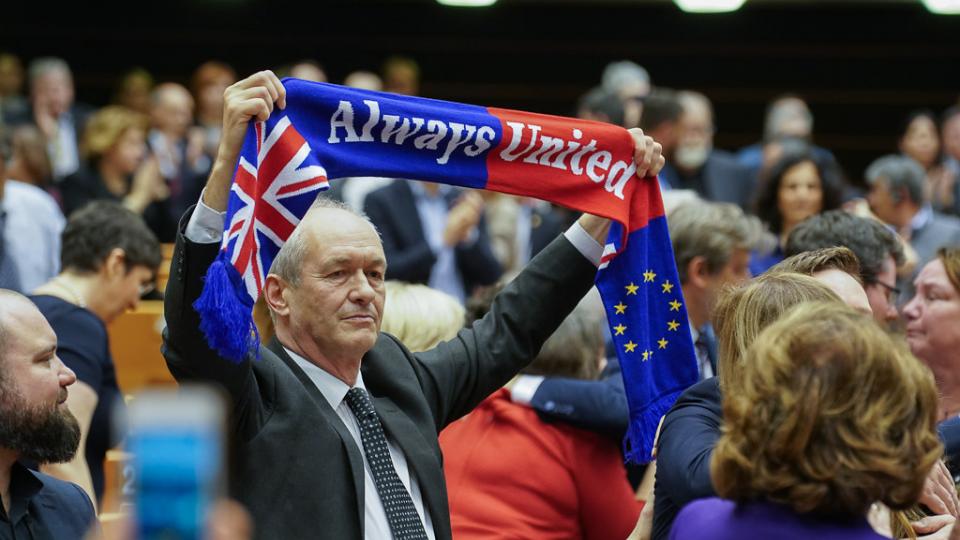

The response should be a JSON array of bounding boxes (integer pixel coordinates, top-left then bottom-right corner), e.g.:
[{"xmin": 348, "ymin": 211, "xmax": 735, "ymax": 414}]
[
  {"xmin": 866, "ymin": 154, "xmax": 960, "ymax": 303},
  {"xmin": 60, "ymin": 105, "xmax": 174, "ymax": 239},
  {"xmin": 736, "ymin": 94, "xmax": 836, "ymax": 180},
  {"xmin": 380, "ymin": 281, "xmax": 465, "ymax": 353},
  {"xmin": 112, "ymin": 68, "xmax": 154, "ymax": 116},
  {"xmin": 287, "ymin": 60, "xmax": 327, "ymax": 83},
  {"xmin": 343, "ymin": 71, "xmax": 383, "ymax": 92},
  {"xmin": 441, "ymin": 298, "xmax": 643, "ymax": 540},
  {"xmin": 600, "ymin": 60, "xmax": 651, "ymax": 129},
  {"xmin": 670, "ymin": 302, "xmax": 942, "ymax": 540},
  {"xmin": 751, "ymin": 144, "xmax": 844, "ymax": 274},
  {"xmin": 658, "ymin": 91, "xmax": 755, "ymax": 210},
  {"xmin": 6, "ymin": 124, "xmax": 54, "ymax": 189},
  {"xmin": 31, "ymin": 201, "xmax": 161, "ymax": 507},
  {"xmin": 0, "ymin": 52, "xmax": 27, "ymax": 124},
  {"xmin": 898, "ymin": 110, "xmax": 957, "ymax": 217},
  {"xmin": 0, "ymin": 128, "xmax": 64, "ymax": 292},
  {"xmin": 939, "ymin": 107, "xmax": 960, "ymax": 216},
  {"xmin": 12, "ymin": 58, "xmax": 94, "ymax": 181},
  {"xmin": 785, "ymin": 209, "xmax": 905, "ymax": 325},
  {"xmin": 382, "ymin": 56, "xmax": 420, "ymax": 96},
  {"xmin": 148, "ymin": 82, "xmax": 209, "ymax": 227},
  {"xmin": 576, "ymin": 86, "xmax": 625, "ymax": 127},
  {"xmin": 191, "ymin": 60, "xmax": 236, "ymax": 160}
]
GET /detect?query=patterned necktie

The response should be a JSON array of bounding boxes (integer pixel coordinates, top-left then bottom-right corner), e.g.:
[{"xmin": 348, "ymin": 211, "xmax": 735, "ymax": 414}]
[
  {"xmin": 0, "ymin": 208, "xmax": 22, "ymax": 292},
  {"xmin": 344, "ymin": 387, "xmax": 428, "ymax": 540}
]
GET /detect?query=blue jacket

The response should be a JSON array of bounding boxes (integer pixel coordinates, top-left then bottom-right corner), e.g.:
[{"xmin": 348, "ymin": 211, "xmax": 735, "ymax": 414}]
[{"xmin": 0, "ymin": 462, "xmax": 97, "ymax": 539}]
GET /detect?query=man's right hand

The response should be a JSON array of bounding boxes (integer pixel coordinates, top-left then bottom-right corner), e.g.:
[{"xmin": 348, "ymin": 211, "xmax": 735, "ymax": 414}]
[
  {"xmin": 202, "ymin": 70, "xmax": 286, "ymax": 212},
  {"xmin": 443, "ymin": 191, "xmax": 484, "ymax": 247}
]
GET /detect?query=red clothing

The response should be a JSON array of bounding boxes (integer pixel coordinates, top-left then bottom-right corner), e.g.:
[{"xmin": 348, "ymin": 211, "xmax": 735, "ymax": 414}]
[{"xmin": 440, "ymin": 388, "xmax": 642, "ymax": 540}]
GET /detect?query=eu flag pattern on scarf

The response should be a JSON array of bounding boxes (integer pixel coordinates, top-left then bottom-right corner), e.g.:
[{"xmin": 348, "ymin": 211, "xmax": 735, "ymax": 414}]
[{"xmin": 194, "ymin": 78, "xmax": 698, "ymax": 462}]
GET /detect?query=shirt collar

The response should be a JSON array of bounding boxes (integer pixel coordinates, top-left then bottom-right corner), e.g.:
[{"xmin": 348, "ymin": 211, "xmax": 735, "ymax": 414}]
[
  {"xmin": 409, "ymin": 181, "xmax": 451, "ymax": 201},
  {"xmin": 911, "ymin": 204, "xmax": 933, "ymax": 232},
  {"xmin": 284, "ymin": 347, "xmax": 366, "ymax": 409},
  {"xmin": 0, "ymin": 461, "xmax": 43, "ymax": 524}
]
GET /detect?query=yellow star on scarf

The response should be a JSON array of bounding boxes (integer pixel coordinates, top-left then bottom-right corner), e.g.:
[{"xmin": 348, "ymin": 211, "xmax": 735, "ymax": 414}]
[
  {"xmin": 667, "ymin": 320, "xmax": 680, "ymax": 331},
  {"xmin": 643, "ymin": 270, "xmax": 656, "ymax": 283},
  {"xmin": 669, "ymin": 299, "xmax": 682, "ymax": 312},
  {"xmin": 625, "ymin": 283, "xmax": 639, "ymax": 295},
  {"xmin": 614, "ymin": 302, "xmax": 627, "ymax": 314},
  {"xmin": 642, "ymin": 350, "xmax": 652, "ymax": 361},
  {"xmin": 661, "ymin": 280, "xmax": 674, "ymax": 294},
  {"xmin": 624, "ymin": 341, "xmax": 638, "ymax": 353},
  {"xmin": 613, "ymin": 324, "xmax": 627, "ymax": 336},
  {"xmin": 658, "ymin": 338, "xmax": 668, "ymax": 349}
]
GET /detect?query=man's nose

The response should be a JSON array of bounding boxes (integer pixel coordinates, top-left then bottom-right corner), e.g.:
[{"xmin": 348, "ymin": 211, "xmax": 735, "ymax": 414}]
[
  {"xmin": 58, "ymin": 360, "xmax": 77, "ymax": 387},
  {"xmin": 349, "ymin": 272, "xmax": 376, "ymax": 303}
]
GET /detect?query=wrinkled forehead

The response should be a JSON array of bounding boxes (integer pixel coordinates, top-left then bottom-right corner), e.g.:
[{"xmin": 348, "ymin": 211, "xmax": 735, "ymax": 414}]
[{"xmin": 303, "ymin": 208, "xmax": 384, "ymax": 253}]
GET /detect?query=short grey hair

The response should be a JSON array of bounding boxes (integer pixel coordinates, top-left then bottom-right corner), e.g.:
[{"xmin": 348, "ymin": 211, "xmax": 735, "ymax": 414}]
[
  {"xmin": 764, "ymin": 96, "xmax": 813, "ymax": 140},
  {"xmin": 669, "ymin": 201, "xmax": 767, "ymax": 283},
  {"xmin": 865, "ymin": 154, "xmax": 926, "ymax": 205},
  {"xmin": 601, "ymin": 60, "xmax": 650, "ymax": 96},
  {"xmin": 268, "ymin": 195, "xmax": 375, "ymax": 287},
  {"xmin": 28, "ymin": 57, "xmax": 72, "ymax": 87}
]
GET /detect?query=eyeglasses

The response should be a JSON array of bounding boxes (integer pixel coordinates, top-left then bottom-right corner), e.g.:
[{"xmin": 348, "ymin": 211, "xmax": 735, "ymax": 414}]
[
  {"xmin": 873, "ymin": 280, "xmax": 901, "ymax": 303},
  {"xmin": 139, "ymin": 281, "xmax": 156, "ymax": 297}
]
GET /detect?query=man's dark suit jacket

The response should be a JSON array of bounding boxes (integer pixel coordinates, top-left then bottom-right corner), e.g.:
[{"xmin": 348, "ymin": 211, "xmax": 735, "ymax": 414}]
[
  {"xmin": 162, "ymin": 209, "xmax": 595, "ymax": 540},
  {"xmin": 652, "ymin": 376, "xmax": 722, "ymax": 540},
  {"xmin": 0, "ymin": 462, "xmax": 97, "ymax": 539},
  {"xmin": 660, "ymin": 150, "xmax": 756, "ymax": 211},
  {"xmin": 363, "ymin": 181, "xmax": 502, "ymax": 291}
]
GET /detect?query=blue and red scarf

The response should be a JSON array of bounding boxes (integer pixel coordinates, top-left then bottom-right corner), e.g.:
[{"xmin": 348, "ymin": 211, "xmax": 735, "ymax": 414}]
[{"xmin": 194, "ymin": 78, "xmax": 698, "ymax": 463}]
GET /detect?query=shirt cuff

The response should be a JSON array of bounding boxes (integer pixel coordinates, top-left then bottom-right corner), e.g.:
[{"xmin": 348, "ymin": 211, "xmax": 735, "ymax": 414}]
[
  {"xmin": 564, "ymin": 222, "xmax": 603, "ymax": 267},
  {"xmin": 184, "ymin": 189, "xmax": 227, "ymax": 244},
  {"xmin": 510, "ymin": 375, "xmax": 546, "ymax": 405}
]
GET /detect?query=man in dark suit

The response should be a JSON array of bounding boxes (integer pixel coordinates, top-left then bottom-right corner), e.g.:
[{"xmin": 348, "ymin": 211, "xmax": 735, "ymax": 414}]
[
  {"xmin": 5, "ymin": 58, "xmax": 93, "ymax": 181},
  {"xmin": 162, "ymin": 71, "xmax": 665, "ymax": 540},
  {"xmin": 866, "ymin": 154, "xmax": 960, "ymax": 304},
  {"xmin": 364, "ymin": 181, "xmax": 502, "ymax": 303},
  {"xmin": 658, "ymin": 91, "xmax": 755, "ymax": 210},
  {"xmin": 0, "ymin": 290, "xmax": 97, "ymax": 537}
]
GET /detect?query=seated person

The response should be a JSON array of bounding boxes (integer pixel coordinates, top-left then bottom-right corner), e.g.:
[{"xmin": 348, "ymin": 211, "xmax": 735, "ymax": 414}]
[
  {"xmin": 440, "ymin": 298, "xmax": 642, "ymax": 540},
  {"xmin": 0, "ymin": 290, "xmax": 97, "ymax": 536},
  {"xmin": 380, "ymin": 281, "xmax": 465, "ymax": 353},
  {"xmin": 31, "ymin": 201, "xmax": 161, "ymax": 506},
  {"xmin": 671, "ymin": 302, "xmax": 941, "ymax": 540}
]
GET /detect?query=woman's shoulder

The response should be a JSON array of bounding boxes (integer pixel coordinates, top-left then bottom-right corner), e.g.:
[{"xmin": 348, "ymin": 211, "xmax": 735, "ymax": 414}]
[{"xmin": 30, "ymin": 295, "xmax": 106, "ymax": 337}]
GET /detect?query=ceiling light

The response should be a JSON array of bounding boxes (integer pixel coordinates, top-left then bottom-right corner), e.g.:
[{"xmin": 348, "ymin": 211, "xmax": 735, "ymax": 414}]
[
  {"xmin": 921, "ymin": 0, "xmax": 960, "ymax": 14},
  {"xmin": 674, "ymin": 0, "xmax": 746, "ymax": 13},
  {"xmin": 437, "ymin": 0, "xmax": 497, "ymax": 6}
]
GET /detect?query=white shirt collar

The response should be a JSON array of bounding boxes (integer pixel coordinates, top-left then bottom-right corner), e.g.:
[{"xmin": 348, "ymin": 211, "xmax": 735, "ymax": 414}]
[{"xmin": 284, "ymin": 347, "xmax": 365, "ymax": 409}]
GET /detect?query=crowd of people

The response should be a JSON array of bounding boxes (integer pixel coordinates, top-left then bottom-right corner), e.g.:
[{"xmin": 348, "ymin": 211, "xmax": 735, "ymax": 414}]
[{"xmin": 0, "ymin": 50, "xmax": 960, "ymax": 539}]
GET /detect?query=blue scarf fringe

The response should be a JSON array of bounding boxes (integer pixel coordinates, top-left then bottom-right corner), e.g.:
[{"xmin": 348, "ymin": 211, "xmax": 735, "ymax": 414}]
[{"xmin": 192, "ymin": 253, "xmax": 260, "ymax": 363}]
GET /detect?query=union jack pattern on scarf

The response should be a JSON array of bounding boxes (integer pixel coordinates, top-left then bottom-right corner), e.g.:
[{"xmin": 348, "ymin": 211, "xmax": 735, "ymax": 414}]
[{"xmin": 223, "ymin": 116, "xmax": 329, "ymax": 300}]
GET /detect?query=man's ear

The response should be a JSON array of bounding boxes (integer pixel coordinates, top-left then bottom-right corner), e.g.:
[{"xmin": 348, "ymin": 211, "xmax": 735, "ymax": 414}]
[
  {"xmin": 103, "ymin": 248, "xmax": 127, "ymax": 278},
  {"xmin": 263, "ymin": 274, "xmax": 290, "ymax": 318},
  {"xmin": 686, "ymin": 256, "xmax": 711, "ymax": 290}
]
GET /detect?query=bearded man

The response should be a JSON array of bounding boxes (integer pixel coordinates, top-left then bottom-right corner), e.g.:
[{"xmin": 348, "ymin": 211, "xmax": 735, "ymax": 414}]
[{"xmin": 0, "ymin": 289, "xmax": 96, "ymax": 537}]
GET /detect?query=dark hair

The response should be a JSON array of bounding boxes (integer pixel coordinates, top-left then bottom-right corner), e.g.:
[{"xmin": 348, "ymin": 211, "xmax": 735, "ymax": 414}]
[
  {"xmin": 577, "ymin": 86, "xmax": 625, "ymax": 127},
  {"xmin": 753, "ymin": 144, "xmax": 844, "ymax": 235},
  {"xmin": 786, "ymin": 210, "xmax": 904, "ymax": 285},
  {"xmin": 942, "ymin": 105, "xmax": 960, "ymax": 127},
  {"xmin": 638, "ymin": 88, "xmax": 682, "ymax": 132},
  {"xmin": 61, "ymin": 201, "xmax": 162, "ymax": 274},
  {"xmin": 900, "ymin": 109, "xmax": 938, "ymax": 139}
]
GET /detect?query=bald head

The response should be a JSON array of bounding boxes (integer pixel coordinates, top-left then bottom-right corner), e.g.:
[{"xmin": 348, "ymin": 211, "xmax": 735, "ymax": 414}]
[
  {"xmin": 813, "ymin": 268, "xmax": 872, "ymax": 316},
  {"xmin": 0, "ymin": 289, "xmax": 55, "ymax": 367},
  {"xmin": 150, "ymin": 83, "xmax": 194, "ymax": 137}
]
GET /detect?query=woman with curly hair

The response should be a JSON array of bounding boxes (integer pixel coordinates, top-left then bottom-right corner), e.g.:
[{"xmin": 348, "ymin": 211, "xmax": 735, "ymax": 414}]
[{"xmin": 670, "ymin": 302, "xmax": 942, "ymax": 539}]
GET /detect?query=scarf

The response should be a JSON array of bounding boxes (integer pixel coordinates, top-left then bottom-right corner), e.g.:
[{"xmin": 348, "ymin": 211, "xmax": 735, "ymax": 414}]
[{"xmin": 193, "ymin": 78, "xmax": 698, "ymax": 462}]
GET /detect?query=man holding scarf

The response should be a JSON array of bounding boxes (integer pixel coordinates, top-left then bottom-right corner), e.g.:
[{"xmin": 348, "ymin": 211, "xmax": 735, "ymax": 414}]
[{"xmin": 162, "ymin": 71, "xmax": 664, "ymax": 540}]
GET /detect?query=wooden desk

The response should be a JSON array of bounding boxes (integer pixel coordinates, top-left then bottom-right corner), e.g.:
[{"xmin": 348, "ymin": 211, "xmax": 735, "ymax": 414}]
[{"xmin": 107, "ymin": 300, "xmax": 175, "ymax": 394}]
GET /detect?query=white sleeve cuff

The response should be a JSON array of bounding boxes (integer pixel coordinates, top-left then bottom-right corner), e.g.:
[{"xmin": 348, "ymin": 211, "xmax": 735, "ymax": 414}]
[
  {"xmin": 184, "ymin": 189, "xmax": 227, "ymax": 244},
  {"xmin": 510, "ymin": 375, "xmax": 546, "ymax": 405},
  {"xmin": 563, "ymin": 222, "xmax": 603, "ymax": 267}
]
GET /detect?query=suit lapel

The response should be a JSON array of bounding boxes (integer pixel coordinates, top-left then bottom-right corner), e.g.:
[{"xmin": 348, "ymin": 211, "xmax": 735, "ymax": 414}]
[
  {"xmin": 266, "ymin": 338, "xmax": 367, "ymax": 534},
  {"xmin": 371, "ymin": 394, "xmax": 451, "ymax": 538}
]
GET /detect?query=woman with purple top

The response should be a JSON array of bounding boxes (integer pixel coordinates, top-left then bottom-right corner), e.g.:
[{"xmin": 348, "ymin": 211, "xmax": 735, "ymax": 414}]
[{"xmin": 670, "ymin": 302, "xmax": 942, "ymax": 540}]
